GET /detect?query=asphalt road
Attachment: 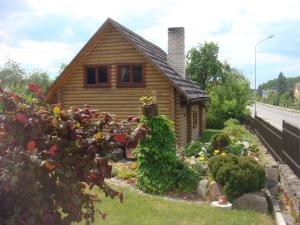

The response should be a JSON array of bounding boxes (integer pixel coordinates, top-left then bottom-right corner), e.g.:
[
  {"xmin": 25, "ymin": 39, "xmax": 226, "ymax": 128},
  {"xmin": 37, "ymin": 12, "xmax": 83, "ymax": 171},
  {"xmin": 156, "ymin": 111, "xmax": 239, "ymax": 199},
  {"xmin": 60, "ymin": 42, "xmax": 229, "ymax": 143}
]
[{"xmin": 250, "ymin": 103, "xmax": 300, "ymax": 130}]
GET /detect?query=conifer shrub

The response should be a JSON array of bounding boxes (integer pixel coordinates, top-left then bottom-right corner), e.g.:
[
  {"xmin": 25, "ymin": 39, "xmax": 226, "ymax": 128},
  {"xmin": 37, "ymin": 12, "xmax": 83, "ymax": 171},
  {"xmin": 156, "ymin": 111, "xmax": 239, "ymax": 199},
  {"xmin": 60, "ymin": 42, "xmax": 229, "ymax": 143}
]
[{"xmin": 208, "ymin": 154, "xmax": 266, "ymax": 201}]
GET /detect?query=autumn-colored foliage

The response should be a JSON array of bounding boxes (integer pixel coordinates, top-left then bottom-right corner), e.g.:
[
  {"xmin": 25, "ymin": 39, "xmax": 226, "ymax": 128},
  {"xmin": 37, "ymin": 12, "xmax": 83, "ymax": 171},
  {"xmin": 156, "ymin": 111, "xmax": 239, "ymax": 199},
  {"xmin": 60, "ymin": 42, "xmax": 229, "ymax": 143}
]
[{"xmin": 0, "ymin": 84, "xmax": 147, "ymax": 225}]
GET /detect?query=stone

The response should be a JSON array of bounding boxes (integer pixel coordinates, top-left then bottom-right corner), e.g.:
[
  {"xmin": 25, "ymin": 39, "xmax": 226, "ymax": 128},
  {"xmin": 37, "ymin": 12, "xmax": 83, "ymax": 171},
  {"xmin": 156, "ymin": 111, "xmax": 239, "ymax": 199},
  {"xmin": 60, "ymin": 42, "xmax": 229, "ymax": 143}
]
[
  {"xmin": 197, "ymin": 179, "xmax": 208, "ymax": 198},
  {"xmin": 265, "ymin": 165, "xmax": 279, "ymax": 181},
  {"xmin": 232, "ymin": 192, "xmax": 268, "ymax": 214},
  {"xmin": 111, "ymin": 148, "xmax": 124, "ymax": 161},
  {"xmin": 208, "ymin": 181, "xmax": 222, "ymax": 201}
]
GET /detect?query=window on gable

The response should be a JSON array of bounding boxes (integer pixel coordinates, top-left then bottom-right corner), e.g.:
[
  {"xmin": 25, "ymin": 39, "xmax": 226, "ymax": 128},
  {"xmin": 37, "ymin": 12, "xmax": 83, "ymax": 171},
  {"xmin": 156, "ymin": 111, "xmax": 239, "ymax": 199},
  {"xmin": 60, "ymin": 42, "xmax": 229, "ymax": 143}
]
[
  {"xmin": 118, "ymin": 64, "xmax": 144, "ymax": 86},
  {"xmin": 85, "ymin": 65, "xmax": 110, "ymax": 87}
]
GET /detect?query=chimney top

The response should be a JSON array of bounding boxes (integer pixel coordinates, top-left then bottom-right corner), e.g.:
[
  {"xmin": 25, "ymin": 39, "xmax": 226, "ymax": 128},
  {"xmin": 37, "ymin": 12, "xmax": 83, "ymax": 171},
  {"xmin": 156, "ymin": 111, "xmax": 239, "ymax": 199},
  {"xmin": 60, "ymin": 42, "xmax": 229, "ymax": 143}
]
[{"xmin": 167, "ymin": 27, "xmax": 185, "ymax": 78}]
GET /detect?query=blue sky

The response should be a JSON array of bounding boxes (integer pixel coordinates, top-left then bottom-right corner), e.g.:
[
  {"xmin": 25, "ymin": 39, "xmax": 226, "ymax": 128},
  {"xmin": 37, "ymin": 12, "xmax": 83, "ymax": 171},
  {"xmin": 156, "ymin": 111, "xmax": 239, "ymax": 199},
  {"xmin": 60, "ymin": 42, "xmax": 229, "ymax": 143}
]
[{"xmin": 1, "ymin": 0, "xmax": 300, "ymax": 87}]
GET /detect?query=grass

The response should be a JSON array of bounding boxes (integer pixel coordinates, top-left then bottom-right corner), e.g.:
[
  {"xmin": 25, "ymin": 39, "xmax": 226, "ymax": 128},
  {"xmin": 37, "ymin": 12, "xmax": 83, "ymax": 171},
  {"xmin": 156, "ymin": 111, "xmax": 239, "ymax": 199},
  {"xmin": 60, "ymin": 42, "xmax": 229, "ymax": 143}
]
[
  {"xmin": 75, "ymin": 184, "xmax": 274, "ymax": 225},
  {"xmin": 199, "ymin": 129, "xmax": 221, "ymax": 142}
]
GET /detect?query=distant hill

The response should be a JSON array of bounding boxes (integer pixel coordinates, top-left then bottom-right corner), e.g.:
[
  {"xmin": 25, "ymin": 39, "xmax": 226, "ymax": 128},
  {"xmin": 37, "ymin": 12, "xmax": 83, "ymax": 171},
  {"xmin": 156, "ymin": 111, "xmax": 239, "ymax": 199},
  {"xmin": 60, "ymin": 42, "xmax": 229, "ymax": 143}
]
[{"xmin": 259, "ymin": 76, "xmax": 300, "ymax": 90}]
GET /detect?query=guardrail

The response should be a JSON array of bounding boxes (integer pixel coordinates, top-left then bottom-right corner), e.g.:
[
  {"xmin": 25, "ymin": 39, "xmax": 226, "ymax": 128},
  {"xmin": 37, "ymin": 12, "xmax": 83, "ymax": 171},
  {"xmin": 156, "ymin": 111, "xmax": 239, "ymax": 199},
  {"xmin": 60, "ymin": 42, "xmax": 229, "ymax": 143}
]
[{"xmin": 248, "ymin": 116, "xmax": 300, "ymax": 177}]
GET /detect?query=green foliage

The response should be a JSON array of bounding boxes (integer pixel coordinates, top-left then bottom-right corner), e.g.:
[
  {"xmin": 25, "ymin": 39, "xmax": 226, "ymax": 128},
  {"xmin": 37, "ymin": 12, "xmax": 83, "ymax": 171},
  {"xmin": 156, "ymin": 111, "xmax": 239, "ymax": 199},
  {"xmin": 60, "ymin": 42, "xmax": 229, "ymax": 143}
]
[
  {"xmin": 208, "ymin": 154, "xmax": 266, "ymax": 201},
  {"xmin": 136, "ymin": 107, "xmax": 201, "ymax": 194},
  {"xmin": 0, "ymin": 59, "xmax": 25, "ymax": 85},
  {"xmin": 277, "ymin": 72, "xmax": 288, "ymax": 94},
  {"xmin": 207, "ymin": 72, "xmax": 252, "ymax": 128},
  {"xmin": 27, "ymin": 70, "xmax": 53, "ymax": 92},
  {"xmin": 224, "ymin": 118, "xmax": 240, "ymax": 127},
  {"xmin": 210, "ymin": 132, "xmax": 230, "ymax": 150},
  {"xmin": 185, "ymin": 141, "xmax": 204, "ymax": 157},
  {"xmin": 186, "ymin": 42, "xmax": 223, "ymax": 90}
]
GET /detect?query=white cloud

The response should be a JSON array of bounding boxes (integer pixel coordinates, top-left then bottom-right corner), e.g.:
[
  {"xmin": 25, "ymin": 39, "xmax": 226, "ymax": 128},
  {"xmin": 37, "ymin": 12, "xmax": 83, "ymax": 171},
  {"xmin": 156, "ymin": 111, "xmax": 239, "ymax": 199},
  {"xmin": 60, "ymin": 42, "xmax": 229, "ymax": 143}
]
[{"xmin": 0, "ymin": 40, "xmax": 82, "ymax": 77}]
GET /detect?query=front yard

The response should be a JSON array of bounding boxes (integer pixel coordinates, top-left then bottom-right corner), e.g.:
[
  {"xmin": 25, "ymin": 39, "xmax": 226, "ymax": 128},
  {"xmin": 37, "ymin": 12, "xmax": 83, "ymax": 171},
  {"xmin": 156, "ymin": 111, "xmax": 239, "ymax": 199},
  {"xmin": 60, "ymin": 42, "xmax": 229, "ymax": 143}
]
[{"xmin": 75, "ymin": 184, "xmax": 273, "ymax": 225}]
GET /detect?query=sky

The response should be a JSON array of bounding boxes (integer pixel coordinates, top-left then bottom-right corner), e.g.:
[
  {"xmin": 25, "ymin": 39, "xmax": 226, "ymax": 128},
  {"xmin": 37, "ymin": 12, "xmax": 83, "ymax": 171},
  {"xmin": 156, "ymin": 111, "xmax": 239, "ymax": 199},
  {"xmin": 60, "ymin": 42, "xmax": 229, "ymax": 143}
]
[{"xmin": 1, "ymin": 0, "xmax": 300, "ymax": 87}]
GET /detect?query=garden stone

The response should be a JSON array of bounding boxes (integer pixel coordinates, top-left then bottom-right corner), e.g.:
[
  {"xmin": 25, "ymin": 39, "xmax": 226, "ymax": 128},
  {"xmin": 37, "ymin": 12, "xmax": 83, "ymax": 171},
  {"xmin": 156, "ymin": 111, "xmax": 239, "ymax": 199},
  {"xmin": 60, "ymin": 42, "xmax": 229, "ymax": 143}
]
[
  {"xmin": 265, "ymin": 165, "xmax": 279, "ymax": 181},
  {"xmin": 232, "ymin": 191, "xmax": 268, "ymax": 214},
  {"xmin": 111, "ymin": 148, "xmax": 124, "ymax": 161},
  {"xmin": 197, "ymin": 179, "xmax": 208, "ymax": 198},
  {"xmin": 208, "ymin": 181, "xmax": 222, "ymax": 201}
]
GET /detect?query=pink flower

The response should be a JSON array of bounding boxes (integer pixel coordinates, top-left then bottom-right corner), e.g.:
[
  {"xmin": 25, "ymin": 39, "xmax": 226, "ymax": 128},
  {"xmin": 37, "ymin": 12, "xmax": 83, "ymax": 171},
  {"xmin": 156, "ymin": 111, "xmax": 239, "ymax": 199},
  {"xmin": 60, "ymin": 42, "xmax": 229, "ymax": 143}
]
[{"xmin": 28, "ymin": 83, "xmax": 42, "ymax": 96}]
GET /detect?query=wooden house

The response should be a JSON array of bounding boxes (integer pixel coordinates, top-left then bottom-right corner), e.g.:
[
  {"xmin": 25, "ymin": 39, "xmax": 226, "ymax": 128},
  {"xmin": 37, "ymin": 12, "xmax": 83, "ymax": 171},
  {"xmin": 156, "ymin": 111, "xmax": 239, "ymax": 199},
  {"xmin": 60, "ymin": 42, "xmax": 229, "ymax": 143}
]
[{"xmin": 45, "ymin": 18, "xmax": 209, "ymax": 146}]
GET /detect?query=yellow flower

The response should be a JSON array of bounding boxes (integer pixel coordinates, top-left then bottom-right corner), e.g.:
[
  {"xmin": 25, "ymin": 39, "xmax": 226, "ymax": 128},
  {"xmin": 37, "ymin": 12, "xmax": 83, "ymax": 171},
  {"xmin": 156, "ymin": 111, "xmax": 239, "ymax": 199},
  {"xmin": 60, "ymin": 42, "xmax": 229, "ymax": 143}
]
[
  {"xmin": 75, "ymin": 122, "xmax": 81, "ymax": 128},
  {"xmin": 214, "ymin": 150, "xmax": 220, "ymax": 154},
  {"xmin": 198, "ymin": 156, "xmax": 205, "ymax": 161},
  {"xmin": 221, "ymin": 152, "xmax": 226, "ymax": 156}
]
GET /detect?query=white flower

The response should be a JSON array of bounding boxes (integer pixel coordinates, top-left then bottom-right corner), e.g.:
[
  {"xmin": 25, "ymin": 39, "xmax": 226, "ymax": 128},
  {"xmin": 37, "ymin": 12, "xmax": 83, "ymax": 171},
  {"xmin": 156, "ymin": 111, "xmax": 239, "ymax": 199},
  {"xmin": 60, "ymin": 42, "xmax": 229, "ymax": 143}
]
[{"xmin": 242, "ymin": 141, "xmax": 250, "ymax": 148}]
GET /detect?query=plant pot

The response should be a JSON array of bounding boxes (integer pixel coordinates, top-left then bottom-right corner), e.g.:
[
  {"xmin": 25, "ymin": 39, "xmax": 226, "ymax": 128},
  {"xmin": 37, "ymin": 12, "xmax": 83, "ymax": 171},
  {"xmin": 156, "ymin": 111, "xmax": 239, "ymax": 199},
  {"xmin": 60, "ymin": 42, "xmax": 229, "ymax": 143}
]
[
  {"xmin": 218, "ymin": 195, "xmax": 227, "ymax": 205},
  {"xmin": 114, "ymin": 133, "xmax": 127, "ymax": 143}
]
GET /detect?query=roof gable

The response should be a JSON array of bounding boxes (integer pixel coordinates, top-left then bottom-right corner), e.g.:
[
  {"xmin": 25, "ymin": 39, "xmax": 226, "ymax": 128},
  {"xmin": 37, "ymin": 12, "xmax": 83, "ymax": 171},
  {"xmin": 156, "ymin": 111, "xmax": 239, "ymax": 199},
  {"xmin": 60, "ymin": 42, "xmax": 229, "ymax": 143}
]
[{"xmin": 45, "ymin": 18, "xmax": 208, "ymax": 103}]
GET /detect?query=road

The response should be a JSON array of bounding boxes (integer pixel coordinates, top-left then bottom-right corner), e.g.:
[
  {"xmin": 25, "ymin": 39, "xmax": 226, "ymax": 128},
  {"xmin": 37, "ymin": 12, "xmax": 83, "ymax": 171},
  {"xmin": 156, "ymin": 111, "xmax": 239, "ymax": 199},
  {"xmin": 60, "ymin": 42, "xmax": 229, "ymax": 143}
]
[{"xmin": 250, "ymin": 103, "xmax": 300, "ymax": 130}]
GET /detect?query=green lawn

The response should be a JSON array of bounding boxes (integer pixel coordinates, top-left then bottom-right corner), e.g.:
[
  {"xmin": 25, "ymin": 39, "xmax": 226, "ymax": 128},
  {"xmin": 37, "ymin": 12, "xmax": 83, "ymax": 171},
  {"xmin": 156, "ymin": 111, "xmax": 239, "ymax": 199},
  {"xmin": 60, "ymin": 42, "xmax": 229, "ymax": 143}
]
[
  {"xmin": 75, "ymin": 184, "xmax": 273, "ymax": 225},
  {"xmin": 199, "ymin": 129, "xmax": 221, "ymax": 142}
]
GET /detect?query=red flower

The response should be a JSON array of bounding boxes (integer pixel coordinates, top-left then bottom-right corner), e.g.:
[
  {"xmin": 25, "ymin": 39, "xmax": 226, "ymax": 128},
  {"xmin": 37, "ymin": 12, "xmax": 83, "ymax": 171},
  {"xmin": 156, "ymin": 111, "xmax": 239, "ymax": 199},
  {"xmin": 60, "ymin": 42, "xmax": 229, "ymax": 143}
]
[{"xmin": 16, "ymin": 114, "xmax": 27, "ymax": 123}]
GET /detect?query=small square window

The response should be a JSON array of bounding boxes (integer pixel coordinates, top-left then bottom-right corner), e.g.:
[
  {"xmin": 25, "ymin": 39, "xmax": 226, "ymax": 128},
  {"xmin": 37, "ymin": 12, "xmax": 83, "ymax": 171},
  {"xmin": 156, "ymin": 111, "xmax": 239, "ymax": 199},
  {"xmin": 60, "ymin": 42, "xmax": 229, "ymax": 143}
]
[
  {"xmin": 85, "ymin": 65, "xmax": 110, "ymax": 87},
  {"xmin": 87, "ymin": 67, "xmax": 96, "ymax": 84},
  {"xmin": 118, "ymin": 64, "xmax": 144, "ymax": 87},
  {"xmin": 98, "ymin": 67, "xmax": 108, "ymax": 83}
]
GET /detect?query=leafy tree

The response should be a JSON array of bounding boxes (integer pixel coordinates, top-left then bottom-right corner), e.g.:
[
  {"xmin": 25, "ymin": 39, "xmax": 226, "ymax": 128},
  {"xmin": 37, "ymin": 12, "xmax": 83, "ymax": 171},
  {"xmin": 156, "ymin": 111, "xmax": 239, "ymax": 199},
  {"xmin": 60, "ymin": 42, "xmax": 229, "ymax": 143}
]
[
  {"xmin": 268, "ymin": 92, "xmax": 280, "ymax": 106},
  {"xmin": 0, "ymin": 59, "xmax": 25, "ymax": 85},
  {"xmin": 27, "ymin": 70, "xmax": 53, "ymax": 92},
  {"xmin": 207, "ymin": 71, "xmax": 252, "ymax": 128},
  {"xmin": 277, "ymin": 72, "xmax": 288, "ymax": 94},
  {"xmin": 186, "ymin": 42, "xmax": 223, "ymax": 90},
  {"xmin": 57, "ymin": 63, "xmax": 68, "ymax": 76}
]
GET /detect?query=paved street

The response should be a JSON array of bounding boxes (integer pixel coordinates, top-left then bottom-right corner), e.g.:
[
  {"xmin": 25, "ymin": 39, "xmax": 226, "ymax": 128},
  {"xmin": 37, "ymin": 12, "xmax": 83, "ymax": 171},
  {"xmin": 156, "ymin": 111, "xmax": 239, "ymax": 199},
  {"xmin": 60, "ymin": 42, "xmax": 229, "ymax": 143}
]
[{"xmin": 250, "ymin": 103, "xmax": 300, "ymax": 130}]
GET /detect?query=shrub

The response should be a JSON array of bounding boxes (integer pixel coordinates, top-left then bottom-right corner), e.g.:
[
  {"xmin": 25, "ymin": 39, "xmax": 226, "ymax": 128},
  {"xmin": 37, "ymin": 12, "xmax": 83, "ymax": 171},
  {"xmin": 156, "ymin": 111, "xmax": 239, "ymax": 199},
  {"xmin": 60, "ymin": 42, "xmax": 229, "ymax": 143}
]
[
  {"xmin": 224, "ymin": 118, "xmax": 240, "ymax": 127},
  {"xmin": 0, "ymin": 84, "xmax": 147, "ymax": 225},
  {"xmin": 210, "ymin": 132, "xmax": 231, "ymax": 150},
  {"xmin": 136, "ymin": 98, "xmax": 201, "ymax": 194},
  {"xmin": 184, "ymin": 141, "xmax": 203, "ymax": 157},
  {"xmin": 208, "ymin": 154, "xmax": 266, "ymax": 201}
]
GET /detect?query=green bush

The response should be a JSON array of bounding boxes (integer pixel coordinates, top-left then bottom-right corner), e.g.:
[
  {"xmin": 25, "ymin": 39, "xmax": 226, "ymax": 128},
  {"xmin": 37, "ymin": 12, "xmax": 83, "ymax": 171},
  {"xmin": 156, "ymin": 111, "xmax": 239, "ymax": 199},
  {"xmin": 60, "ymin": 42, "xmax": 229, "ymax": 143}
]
[
  {"xmin": 210, "ymin": 132, "xmax": 231, "ymax": 150},
  {"xmin": 184, "ymin": 141, "xmax": 203, "ymax": 157},
  {"xmin": 136, "ymin": 102, "xmax": 201, "ymax": 194},
  {"xmin": 208, "ymin": 154, "xmax": 266, "ymax": 201},
  {"xmin": 224, "ymin": 118, "xmax": 240, "ymax": 127}
]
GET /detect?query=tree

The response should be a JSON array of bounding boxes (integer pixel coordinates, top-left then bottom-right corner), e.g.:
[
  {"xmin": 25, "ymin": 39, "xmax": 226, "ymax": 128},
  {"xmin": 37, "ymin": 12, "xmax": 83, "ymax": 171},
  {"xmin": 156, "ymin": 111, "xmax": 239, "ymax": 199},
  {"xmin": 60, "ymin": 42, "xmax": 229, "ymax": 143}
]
[
  {"xmin": 207, "ymin": 70, "xmax": 252, "ymax": 128},
  {"xmin": 27, "ymin": 70, "xmax": 53, "ymax": 92},
  {"xmin": 0, "ymin": 59, "xmax": 25, "ymax": 85},
  {"xmin": 186, "ymin": 42, "xmax": 223, "ymax": 90},
  {"xmin": 57, "ymin": 63, "xmax": 68, "ymax": 76},
  {"xmin": 277, "ymin": 72, "xmax": 288, "ymax": 94}
]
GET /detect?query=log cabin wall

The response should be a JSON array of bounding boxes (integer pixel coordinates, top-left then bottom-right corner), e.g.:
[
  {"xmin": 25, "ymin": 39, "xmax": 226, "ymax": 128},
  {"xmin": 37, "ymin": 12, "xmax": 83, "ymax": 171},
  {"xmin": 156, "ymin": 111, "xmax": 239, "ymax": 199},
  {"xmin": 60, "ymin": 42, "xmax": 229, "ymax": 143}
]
[
  {"xmin": 59, "ymin": 24, "xmax": 173, "ymax": 120},
  {"xmin": 174, "ymin": 90, "xmax": 187, "ymax": 146}
]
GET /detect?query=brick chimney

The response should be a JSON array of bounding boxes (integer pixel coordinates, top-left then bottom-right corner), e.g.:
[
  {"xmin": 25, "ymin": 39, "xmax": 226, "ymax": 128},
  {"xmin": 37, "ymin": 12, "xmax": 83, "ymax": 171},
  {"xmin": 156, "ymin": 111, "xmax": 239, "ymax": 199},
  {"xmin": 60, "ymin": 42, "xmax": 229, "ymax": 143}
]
[{"xmin": 167, "ymin": 27, "xmax": 185, "ymax": 78}]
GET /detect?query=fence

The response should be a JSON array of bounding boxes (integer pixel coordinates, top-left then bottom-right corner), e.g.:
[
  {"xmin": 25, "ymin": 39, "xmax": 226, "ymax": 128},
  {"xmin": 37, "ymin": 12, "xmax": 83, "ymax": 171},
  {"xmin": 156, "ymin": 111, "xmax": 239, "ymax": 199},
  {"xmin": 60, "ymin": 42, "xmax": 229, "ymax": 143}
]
[{"xmin": 249, "ymin": 116, "xmax": 300, "ymax": 177}]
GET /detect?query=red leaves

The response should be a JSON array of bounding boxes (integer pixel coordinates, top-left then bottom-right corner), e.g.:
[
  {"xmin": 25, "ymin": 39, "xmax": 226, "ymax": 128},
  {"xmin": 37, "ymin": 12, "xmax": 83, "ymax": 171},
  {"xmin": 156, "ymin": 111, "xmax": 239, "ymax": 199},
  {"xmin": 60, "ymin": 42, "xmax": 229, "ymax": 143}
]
[
  {"xmin": 16, "ymin": 113, "xmax": 27, "ymax": 123},
  {"xmin": 28, "ymin": 83, "xmax": 42, "ymax": 96},
  {"xmin": 48, "ymin": 145, "xmax": 57, "ymax": 156},
  {"xmin": 27, "ymin": 141, "xmax": 36, "ymax": 152}
]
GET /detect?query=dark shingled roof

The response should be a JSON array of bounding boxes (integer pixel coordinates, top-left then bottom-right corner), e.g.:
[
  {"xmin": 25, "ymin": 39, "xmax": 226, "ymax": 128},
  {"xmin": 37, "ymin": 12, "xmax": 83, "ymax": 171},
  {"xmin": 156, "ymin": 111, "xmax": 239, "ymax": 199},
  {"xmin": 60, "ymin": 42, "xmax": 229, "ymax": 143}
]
[{"xmin": 108, "ymin": 18, "xmax": 209, "ymax": 103}]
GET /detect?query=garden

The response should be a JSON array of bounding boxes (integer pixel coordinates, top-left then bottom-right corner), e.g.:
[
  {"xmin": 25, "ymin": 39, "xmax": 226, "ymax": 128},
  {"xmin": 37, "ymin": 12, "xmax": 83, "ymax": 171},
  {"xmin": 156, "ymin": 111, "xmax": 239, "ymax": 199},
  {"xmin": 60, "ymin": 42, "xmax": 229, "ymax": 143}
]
[{"xmin": 0, "ymin": 83, "xmax": 273, "ymax": 225}]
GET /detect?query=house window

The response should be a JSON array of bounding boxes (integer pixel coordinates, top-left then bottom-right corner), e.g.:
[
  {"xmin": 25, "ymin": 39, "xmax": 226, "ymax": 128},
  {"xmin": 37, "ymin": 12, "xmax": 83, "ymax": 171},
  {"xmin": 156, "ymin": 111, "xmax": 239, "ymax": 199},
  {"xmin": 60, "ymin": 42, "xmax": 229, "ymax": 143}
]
[
  {"xmin": 85, "ymin": 65, "xmax": 110, "ymax": 87},
  {"xmin": 118, "ymin": 64, "xmax": 144, "ymax": 86},
  {"xmin": 192, "ymin": 111, "xmax": 198, "ymax": 129}
]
